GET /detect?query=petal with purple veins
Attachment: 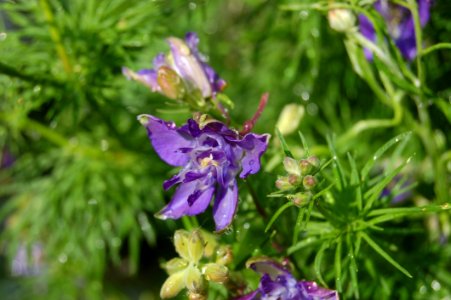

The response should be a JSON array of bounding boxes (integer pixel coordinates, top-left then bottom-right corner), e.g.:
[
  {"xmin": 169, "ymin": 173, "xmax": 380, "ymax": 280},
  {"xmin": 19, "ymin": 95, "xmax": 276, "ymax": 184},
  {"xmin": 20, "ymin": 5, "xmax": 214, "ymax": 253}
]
[
  {"xmin": 213, "ymin": 179, "xmax": 238, "ymax": 231},
  {"xmin": 139, "ymin": 115, "xmax": 194, "ymax": 167},
  {"xmin": 299, "ymin": 281, "xmax": 339, "ymax": 300}
]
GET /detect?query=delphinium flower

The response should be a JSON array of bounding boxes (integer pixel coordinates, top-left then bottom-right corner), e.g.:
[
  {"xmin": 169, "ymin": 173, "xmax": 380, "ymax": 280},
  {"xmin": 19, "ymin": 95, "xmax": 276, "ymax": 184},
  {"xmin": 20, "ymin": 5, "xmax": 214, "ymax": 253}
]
[
  {"xmin": 358, "ymin": 0, "xmax": 432, "ymax": 60},
  {"xmin": 235, "ymin": 257, "xmax": 338, "ymax": 300},
  {"xmin": 160, "ymin": 229, "xmax": 232, "ymax": 299},
  {"xmin": 138, "ymin": 114, "xmax": 269, "ymax": 231},
  {"xmin": 275, "ymin": 156, "xmax": 320, "ymax": 206},
  {"xmin": 123, "ymin": 32, "xmax": 226, "ymax": 102}
]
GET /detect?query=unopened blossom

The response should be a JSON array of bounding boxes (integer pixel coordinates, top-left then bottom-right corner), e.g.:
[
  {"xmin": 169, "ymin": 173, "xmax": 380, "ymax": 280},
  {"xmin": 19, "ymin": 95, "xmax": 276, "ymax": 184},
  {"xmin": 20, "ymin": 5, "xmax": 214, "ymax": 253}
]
[
  {"xmin": 160, "ymin": 229, "xmax": 231, "ymax": 299},
  {"xmin": 359, "ymin": 0, "xmax": 432, "ymax": 60},
  {"xmin": 123, "ymin": 32, "xmax": 226, "ymax": 100},
  {"xmin": 235, "ymin": 258, "xmax": 338, "ymax": 300},
  {"xmin": 139, "ymin": 114, "xmax": 269, "ymax": 231}
]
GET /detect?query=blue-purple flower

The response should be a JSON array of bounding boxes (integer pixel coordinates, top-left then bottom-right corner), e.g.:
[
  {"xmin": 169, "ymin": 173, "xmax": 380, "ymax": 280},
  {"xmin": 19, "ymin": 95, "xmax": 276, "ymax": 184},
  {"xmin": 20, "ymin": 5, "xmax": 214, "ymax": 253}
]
[
  {"xmin": 123, "ymin": 32, "xmax": 226, "ymax": 99},
  {"xmin": 359, "ymin": 0, "xmax": 432, "ymax": 60},
  {"xmin": 236, "ymin": 258, "xmax": 338, "ymax": 300},
  {"xmin": 139, "ymin": 114, "xmax": 269, "ymax": 231}
]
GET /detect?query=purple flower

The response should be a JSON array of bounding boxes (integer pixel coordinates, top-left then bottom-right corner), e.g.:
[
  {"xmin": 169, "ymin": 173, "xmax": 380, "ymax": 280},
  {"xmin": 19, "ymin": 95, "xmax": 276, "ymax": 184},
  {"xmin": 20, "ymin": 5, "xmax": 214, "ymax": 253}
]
[
  {"xmin": 236, "ymin": 258, "xmax": 338, "ymax": 300},
  {"xmin": 123, "ymin": 32, "xmax": 226, "ymax": 99},
  {"xmin": 139, "ymin": 114, "xmax": 269, "ymax": 232},
  {"xmin": 380, "ymin": 174, "xmax": 414, "ymax": 204},
  {"xmin": 359, "ymin": 0, "xmax": 432, "ymax": 60}
]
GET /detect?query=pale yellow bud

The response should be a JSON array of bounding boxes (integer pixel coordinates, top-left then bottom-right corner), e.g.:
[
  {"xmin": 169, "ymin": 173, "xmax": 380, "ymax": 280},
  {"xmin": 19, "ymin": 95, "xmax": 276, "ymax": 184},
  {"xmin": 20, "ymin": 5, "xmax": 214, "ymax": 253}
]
[
  {"xmin": 174, "ymin": 230, "xmax": 191, "ymax": 261},
  {"xmin": 160, "ymin": 270, "xmax": 185, "ymax": 299},
  {"xmin": 184, "ymin": 266, "xmax": 204, "ymax": 294},
  {"xmin": 188, "ymin": 230, "xmax": 204, "ymax": 263},
  {"xmin": 283, "ymin": 157, "xmax": 301, "ymax": 176},
  {"xmin": 202, "ymin": 263, "xmax": 229, "ymax": 283},
  {"xmin": 276, "ymin": 104, "xmax": 304, "ymax": 136},
  {"xmin": 164, "ymin": 257, "xmax": 188, "ymax": 275},
  {"xmin": 328, "ymin": 9, "xmax": 356, "ymax": 33}
]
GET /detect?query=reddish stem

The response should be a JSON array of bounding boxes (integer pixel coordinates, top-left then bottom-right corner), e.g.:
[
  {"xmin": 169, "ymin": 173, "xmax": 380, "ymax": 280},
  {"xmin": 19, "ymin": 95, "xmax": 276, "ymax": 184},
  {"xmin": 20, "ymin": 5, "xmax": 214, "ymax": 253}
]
[{"xmin": 239, "ymin": 92, "xmax": 269, "ymax": 135}]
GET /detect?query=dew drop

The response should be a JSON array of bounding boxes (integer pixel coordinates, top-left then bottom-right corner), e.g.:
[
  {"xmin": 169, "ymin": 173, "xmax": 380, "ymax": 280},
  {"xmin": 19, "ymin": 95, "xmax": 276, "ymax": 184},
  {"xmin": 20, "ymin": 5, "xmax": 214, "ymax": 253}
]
[
  {"xmin": 249, "ymin": 160, "xmax": 255, "ymax": 166},
  {"xmin": 431, "ymin": 280, "xmax": 441, "ymax": 291},
  {"xmin": 373, "ymin": 156, "xmax": 378, "ymax": 160}
]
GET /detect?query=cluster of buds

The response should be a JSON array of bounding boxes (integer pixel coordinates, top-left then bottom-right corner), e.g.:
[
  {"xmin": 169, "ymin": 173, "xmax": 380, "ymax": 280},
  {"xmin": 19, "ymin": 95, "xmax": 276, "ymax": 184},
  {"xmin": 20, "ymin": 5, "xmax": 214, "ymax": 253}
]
[
  {"xmin": 275, "ymin": 156, "xmax": 320, "ymax": 206},
  {"xmin": 160, "ymin": 229, "xmax": 232, "ymax": 299}
]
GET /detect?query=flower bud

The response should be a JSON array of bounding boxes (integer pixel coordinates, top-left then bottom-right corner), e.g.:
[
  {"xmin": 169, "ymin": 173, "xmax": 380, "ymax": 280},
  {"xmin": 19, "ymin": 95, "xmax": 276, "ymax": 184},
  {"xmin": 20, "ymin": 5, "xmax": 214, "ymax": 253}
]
[
  {"xmin": 216, "ymin": 246, "xmax": 233, "ymax": 265},
  {"xmin": 299, "ymin": 159, "xmax": 312, "ymax": 175},
  {"xmin": 202, "ymin": 263, "xmax": 229, "ymax": 283},
  {"xmin": 157, "ymin": 66, "xmax": 185, "ymax": 99},
  {"xmin": 184, "ymin": 266, "xmax": 204, "ymax": 293},
  {"xmin": 303, "ymin": 175, "xmax": 317, "ymax": 190},
  {"xmin": 307, "ymin": 156, "xmax": 320, "ymax": 172},
  {"xmin": 328, "ymin": 9, "xmax": 356, "ymax": 33},
  {"xmin": 283, "ymin": 157, "xmax": 301, "ymax": 176},
  {"xmin": 276, "ymin": 104, "xmax": 304, "ymax": 136},
  {"xmin": 288, "ymin": 174, "xmax": 301, "ymax": 186},
  {"xmin": 199, "ymin": 230, "xmax": 218, "ymax": 258},
  {"xmin": 291, "ymin": 191, "xmax": 313, "ymax": 207},
  {"xmin": 188, "ymin": 292, "xmax": 207, "ymax": 300},
  {"xmin": 174, "ymin": 230, "xmax": 190, "ymax": 261},
  {"xmin": 275, "ymin": 176, "xmax": 292, "ymax": 190},
  {"xmin": 164, "ymin": 257, "xmax": 188, "ymax": 275},
  {"xmin": 160, "ymin": 271, "xmax": 185, "ymax": 299},
  {"xmin": 188, "ymin": 230, "xmax": 204, "ymax": 263}
]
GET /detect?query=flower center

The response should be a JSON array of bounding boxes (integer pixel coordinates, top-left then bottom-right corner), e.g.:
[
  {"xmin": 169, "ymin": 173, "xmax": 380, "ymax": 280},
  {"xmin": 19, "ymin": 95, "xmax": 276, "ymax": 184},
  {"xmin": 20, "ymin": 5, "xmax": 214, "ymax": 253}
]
[{"xmin": 199, "ymin": 154, "xmax": 219, "ymax": 168}]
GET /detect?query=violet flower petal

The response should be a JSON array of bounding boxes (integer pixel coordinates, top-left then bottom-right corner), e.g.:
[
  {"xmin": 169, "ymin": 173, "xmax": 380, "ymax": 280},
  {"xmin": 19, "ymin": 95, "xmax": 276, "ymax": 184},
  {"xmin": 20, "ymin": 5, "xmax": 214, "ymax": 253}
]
[
  {"xmin": 157, "ymin": 180, "xmax": 214, "ymax": 219},
  {"xmin": 236, "ymin": 133, "xmax": 270, "ymax": 179},
  {"xmin": 139, "ymin": 114, "xmax": 194, "ymax": 167},
  {"xmin": 123, "ymin": 68, "xmax": 160, "ymax": 91},
  {"xmin": 299, "ymin": 281, "xmax": 339, "ymax": 300},
  {"xmin": 213, "ymin": 179, "xmax": 238, "ymax": 231}
]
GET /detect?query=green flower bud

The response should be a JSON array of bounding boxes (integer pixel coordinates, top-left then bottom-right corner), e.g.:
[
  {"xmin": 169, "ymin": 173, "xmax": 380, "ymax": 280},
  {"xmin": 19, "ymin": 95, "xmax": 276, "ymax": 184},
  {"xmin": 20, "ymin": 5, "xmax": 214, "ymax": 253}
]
[
  {"xmin": 184, "ymin": 266, "xmax": 204, "ymax": 294},
  {"xmin": 299, "ymin": 159, "xmax": 313, "ymax": 175},
  {"xmin": 164, "ymin": 257, "xmax": 188, "ymax": 275},
  {"xmin": 174, "ymin": 230, "xmax": 191, "ymax": 261},
  {"xmin": 288, "ymin": 174, "xmax": 301, "ymax": 185},
  {"xmin": 215, "ymin": 246, "xmax": 233, "ymax": 266},
  {"xmin": 202, "ymin": 263, "xmax": 229, "ymax": 283},
  {"xmin": 157, "ymin": 66, "xmax": 186, "ymax": 100},
  {"xmin": 303, "ymin": 175, "xmax": 317, "ymax": 190},
  {"xmin": 283, "ymin": 157, "xmax": 301, "ymax": 176},
  {"xmin": 291, "ymin": 191, "xmax": 313, "ymax": 207},
  {"xmin": 328, "ymin": 9, "xmax": 356, "ymax": 33},
  {"xmin": 275, "ymin": 176, "xmax": 292, "ymax": 190},
  {"xmin": 160, "ymin": 270, "xmax": 185, "ymax": 299},
  {"xmin": 188, "ymin": 230, "xmax": 204, "ymax": 263},
  {"xmin": 307, "ymin": 156, "xmax": 320, "ymax": 171}
]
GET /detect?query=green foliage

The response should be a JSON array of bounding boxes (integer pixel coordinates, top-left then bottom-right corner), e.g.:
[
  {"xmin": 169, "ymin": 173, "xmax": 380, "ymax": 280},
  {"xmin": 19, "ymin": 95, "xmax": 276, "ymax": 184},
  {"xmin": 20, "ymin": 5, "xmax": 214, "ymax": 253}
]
[{"xmin": 0, "ymin": 0, "xmax": 450, "ymax": 299}]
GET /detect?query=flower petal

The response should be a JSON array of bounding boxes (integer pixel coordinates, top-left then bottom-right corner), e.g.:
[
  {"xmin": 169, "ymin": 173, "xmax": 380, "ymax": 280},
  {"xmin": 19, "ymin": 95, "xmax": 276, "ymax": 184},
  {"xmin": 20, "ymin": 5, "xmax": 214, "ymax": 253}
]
[
  {"xmin": 156, "ymin": 181, "xmax": 198, "ymax": 219},
  {"xmin": 139, "ymin": 114, "xmax": 194, "ymax": 167},
  {"xmin": 213, "ymin": 179, "xmax": 238, "ymax": 232},
  {"xmin": 122, "ymin": 67, "xmax": 160, "ymax": 91},
  {"xmin": 233, "ymin": 290, "xmax": 259, "ymax": 300},
  {"xmin": 299, "ymin": 281, "xmax": 339, "ymax": 300},
  {"xmin": 236, "ymin": 133, "xmax": 270, "ymax": 178}
]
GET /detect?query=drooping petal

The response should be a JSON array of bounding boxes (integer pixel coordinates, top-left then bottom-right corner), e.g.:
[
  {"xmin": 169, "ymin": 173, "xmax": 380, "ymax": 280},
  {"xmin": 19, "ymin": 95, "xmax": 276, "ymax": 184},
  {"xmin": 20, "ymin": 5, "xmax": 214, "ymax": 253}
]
[
  {"xmin": 213, "ymin": 179, "xmax": 238, "ymax": 231},
  {"xmin": 247, "ymin": 258, "xmax": 291, "ymax": 279},
  {"xmin": 157, "ymin": 179, "xmax": 215, "ymax": 220},
  {"xmin": 236, "ymin": 133, "xmax": 270, "ymax": 178},
  {"xmin": 138, "ymin": 114, "xmax": 194, "ymax": 167},
  {"xmin": 234, "ymin": 290, "xmax": 259, "ymax": 300},
  {"xmin": 299, "ymin": 281, "xmax": 339, "ymax": 300}
]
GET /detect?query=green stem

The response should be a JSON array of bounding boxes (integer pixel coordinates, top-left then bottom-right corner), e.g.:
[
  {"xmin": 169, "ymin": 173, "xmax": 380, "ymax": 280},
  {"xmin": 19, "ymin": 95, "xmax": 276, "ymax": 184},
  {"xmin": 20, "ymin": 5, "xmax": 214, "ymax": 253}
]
[
  {"xmin": 39, "ymin": 0, "xmax": 73, "ymax": 74},
  {"xmin": 421, "ymin": 43, "xmax": 451, "ymax": 57},
  {"xmin": 407, "ymin": 0, "xmax": 424, "ymax": 86}
]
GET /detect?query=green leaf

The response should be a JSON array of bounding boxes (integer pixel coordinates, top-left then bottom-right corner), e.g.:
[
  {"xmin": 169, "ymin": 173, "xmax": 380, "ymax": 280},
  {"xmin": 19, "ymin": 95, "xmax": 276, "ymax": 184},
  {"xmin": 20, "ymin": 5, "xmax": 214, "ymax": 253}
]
[
  {"xmin": 314, "ymin": 243, "xmax": 329, "ymax": 288},
  {"xmin": 265, "ymin": 202, "xmax": 294, "ymax": 232},
  {"xmin": 361, "ymin": 132, "xmax": 412, "ymax": 181},
  {"xmin": 275, "ymin": 127, "xmax": 294, "ymax": 158},
  {"xmin": 298, "ymin": 131, "xmax": 310, "ymax": 157},
  {"xmin": 360, "ymin": 232, "xmax": 412, "ymax": 278},
  {"xmin": 334, "ymin": 237, "xmax": 343, "ymax": 292}
]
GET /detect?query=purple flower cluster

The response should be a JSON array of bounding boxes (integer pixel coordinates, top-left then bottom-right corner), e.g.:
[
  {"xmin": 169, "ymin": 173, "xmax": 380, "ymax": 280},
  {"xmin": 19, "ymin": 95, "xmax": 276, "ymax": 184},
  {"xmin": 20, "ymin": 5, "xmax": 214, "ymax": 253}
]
[
  {"xmin": 236, "ymin": 259, "xmax": 338, "ymax": 300},
  {"xmin": 123, "ymin": 32, "xmax": 226, "ymax": 99},
  {"xmin": 139, "ymin": 114, "xmax": 269, "ymax": 231},
  {"xmin": 359, "ymin": 0, "xmax": 432, "ymax": 60}
]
